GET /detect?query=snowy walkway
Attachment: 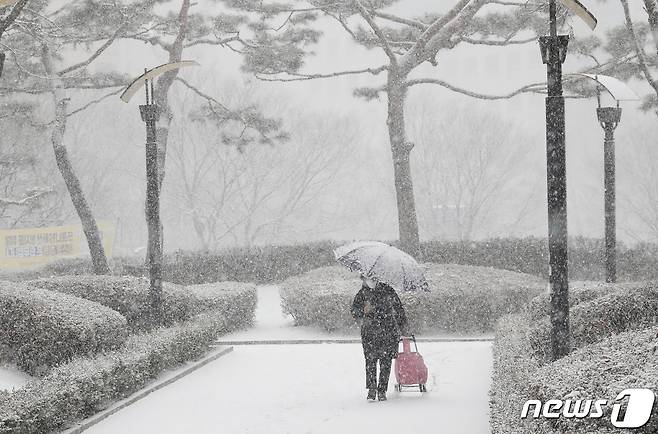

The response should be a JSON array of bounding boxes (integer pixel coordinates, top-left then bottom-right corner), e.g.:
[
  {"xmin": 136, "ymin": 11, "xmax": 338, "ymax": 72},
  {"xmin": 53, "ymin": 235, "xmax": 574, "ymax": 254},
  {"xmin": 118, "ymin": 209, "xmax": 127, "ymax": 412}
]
[{"xmin": 85, "ymin": 286, "xmax": 493, "ymax": 434}]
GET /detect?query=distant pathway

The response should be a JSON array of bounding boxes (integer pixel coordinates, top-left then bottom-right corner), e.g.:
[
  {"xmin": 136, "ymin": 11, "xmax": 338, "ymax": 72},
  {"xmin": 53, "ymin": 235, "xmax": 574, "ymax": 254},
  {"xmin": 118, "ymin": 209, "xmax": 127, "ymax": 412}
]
[{"xmin": 85, "ymin": 286, "xmax": 493, "ymax": 434}]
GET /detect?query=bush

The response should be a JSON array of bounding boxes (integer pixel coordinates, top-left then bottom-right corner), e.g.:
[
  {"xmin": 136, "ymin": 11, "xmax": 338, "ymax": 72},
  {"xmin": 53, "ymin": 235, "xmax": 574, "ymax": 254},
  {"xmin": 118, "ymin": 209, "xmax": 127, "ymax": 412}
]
[
  {"xmin": 490, "ymin": 314, "xmax": 555, "ymax": 434},
  {"xmin": 0, "ymin": 282, "xmax": 128, "ymax": 376},
  {"xmin": 27, "ymin": 276, "xmax": 256, "ymax": 331},
  {"xmin": 186, "ymin": 282, "xmax": 257, "ymax": 330},
  {"xmin": 529, "ymin": 326, "xmax": 658, "ymax": 434},
  {"xmin": 490, "ymin": 314, "xmax": 622, "ymax": 434},
  {"xmin": 527, "ymin": 282, "xmax": 658, "ymax": 364},
  {"xmin": 280, "ymin": 264, "xmax": 545, "ymax": 333},
  {"xmin": 0, "ymin": 310, "xmax": 233, "ymax": 434},
  {"xmin": 3, "ymin": 237, "xmax": 658, "ymax": 285}
]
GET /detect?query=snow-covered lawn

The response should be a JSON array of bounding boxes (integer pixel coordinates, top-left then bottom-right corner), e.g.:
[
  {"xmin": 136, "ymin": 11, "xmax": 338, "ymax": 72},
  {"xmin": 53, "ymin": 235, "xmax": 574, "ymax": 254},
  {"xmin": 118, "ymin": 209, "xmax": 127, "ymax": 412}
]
[
  {"xmin": 0, "ymin": 364, "xmax": 32, "ymax": 391},
  {"xmin": 85, "ymin": 286, "xmax": 493, "ymax": 434}
]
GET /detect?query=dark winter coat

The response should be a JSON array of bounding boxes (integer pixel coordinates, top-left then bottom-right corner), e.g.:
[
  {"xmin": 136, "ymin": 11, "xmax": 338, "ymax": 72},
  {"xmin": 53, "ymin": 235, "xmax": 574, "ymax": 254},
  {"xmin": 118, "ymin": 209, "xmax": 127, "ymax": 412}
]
[{"xmin": 351, "ymin": 283, "xmax": 408, "ymax": 360}]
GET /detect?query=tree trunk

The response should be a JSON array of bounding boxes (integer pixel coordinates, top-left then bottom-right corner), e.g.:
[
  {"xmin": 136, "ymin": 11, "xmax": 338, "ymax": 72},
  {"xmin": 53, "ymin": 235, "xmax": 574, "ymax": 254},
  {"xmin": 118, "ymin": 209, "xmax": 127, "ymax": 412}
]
[
  {"xmin": 387, "ymin": 73, "xmax": 421, "ymax": 259},
  {"xmin": 643, "ymin": 0, "xmax": 658, "ymax": 55},
  {"xmin": 43, "ymin": 47, "xmax": 110, "ymax": 275}
]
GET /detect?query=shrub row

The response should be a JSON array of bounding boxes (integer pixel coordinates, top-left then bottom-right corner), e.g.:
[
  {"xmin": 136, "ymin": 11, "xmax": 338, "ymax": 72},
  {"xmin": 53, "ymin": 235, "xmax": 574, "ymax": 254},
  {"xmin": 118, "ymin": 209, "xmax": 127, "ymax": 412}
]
[
  {"xmin": 280, "ymin": 264, "xmax": 545, "ymax": 333},
  {"xmin": 27, "ymin": 276, "xmax": 257, "ymax": 331},
  {"xmin": 5, "ymin": 237, "xmax": 658, "ymax": 285},
  {"xmin": 527, "ymin": 282, "xmax": 658, "ymax": 364},
  {"xmin": 0, "ymin": 281, "xmax": 128, "ymax": 376},
  {"xmin": 490, "ymin": 314, "xmax": 624, "ymax": 434},
  {"xmin": 0, "ymin": 310, "xmax": 234, "ymax": 434},
  {"xmin": 529, "ymin": 326, "xmax": 658, "ymax": 434}
]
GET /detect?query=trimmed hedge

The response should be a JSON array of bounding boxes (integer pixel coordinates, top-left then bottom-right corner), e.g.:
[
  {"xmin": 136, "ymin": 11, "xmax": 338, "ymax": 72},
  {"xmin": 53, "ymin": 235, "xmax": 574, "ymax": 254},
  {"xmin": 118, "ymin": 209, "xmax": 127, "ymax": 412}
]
[
  {"xmin": 280, "ymin": 264, "xmax": 545, "ymax": 333},
  {"xmin": 529, "ymin": 326, "xmax": 658, "ymax": 434},
  {"xmin": 5, "ymin": 237, "xmax": 658, "ymax": 285},
  {"xmin": 0, "ymin": 310, "xmax": 232, "ymax": 434},
  {"xmin": 527, "ymin": 282, "xmax": 658, "ymax": 364},
  {"xmin": 0, "ymin": 281, "xmax": 128, "ymax": 376},
  {"xmin": 27, "ymin": 276, "xmax": 256, "ymax": 331},
  {"xmin": 490, "ymin": 314, "xmax": 556, "ymax": 434},
  {"xmin": 489, "ymin": 315, "xmax": 623, "ymax": 434}
]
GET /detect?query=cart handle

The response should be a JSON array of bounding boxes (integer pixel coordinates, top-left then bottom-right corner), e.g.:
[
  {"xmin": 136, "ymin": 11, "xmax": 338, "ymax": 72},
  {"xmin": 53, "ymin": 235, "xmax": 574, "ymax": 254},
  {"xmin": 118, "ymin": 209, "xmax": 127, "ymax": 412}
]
[{"xmin": 398, "ymin": 335, "xmax": 419, "ymax": 353}]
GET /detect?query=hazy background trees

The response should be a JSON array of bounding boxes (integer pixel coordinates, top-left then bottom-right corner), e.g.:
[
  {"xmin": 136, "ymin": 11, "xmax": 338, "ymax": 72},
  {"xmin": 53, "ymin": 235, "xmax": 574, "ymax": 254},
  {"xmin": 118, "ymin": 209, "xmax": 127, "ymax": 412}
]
[{"xmin": 0, "ymin": 0, "xmax": 656, "ymax": 261}]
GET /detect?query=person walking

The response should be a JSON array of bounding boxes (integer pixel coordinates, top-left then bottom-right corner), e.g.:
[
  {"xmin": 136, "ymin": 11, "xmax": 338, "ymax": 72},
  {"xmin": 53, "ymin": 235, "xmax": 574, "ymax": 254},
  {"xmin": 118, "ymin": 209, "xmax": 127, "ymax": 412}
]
[{"xmin": 351, "ymin": 274, "xmax": 408, "ymax": 402}]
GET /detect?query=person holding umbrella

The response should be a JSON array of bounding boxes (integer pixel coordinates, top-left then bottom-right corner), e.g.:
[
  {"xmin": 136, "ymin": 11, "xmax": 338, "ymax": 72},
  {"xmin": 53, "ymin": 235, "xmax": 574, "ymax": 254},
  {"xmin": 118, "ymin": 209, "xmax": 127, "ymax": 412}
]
[
  {"xmin": 351, "ymin": 274, "xmax": 407, "ymax": 401},
  {"xmin": 334, "ymin": 241, "xmax": 429, "ymax": 402}
]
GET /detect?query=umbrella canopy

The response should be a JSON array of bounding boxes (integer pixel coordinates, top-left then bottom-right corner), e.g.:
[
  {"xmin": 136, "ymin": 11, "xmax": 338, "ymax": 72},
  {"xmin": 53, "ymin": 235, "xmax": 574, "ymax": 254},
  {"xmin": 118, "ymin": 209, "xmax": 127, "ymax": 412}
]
[{"xmin": 333, "ymin": 241, "xmax": 430, "ymax": 292}]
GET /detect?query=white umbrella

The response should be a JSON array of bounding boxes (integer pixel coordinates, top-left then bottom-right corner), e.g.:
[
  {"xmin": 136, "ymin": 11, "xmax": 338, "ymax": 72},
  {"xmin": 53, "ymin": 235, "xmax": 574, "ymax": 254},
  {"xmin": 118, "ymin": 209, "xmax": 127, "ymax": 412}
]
[{"xmin": 333, "ymin": 241, "xmax": 429, "ymax": 292}]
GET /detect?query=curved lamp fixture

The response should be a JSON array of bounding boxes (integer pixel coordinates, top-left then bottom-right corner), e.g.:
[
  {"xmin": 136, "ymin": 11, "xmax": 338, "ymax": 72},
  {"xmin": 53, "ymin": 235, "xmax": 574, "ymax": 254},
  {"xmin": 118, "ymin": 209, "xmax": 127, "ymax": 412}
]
[
  {"xmin": 568, "ymin": 73, "xmax": 639, "ymax": 101},
  {"xmin": 559, "ymin": 0, "xmax": 597, "ymax": 30},
  {"xmin": 120, "ymin": 60, "xmax": 199, "ymax": 103}
]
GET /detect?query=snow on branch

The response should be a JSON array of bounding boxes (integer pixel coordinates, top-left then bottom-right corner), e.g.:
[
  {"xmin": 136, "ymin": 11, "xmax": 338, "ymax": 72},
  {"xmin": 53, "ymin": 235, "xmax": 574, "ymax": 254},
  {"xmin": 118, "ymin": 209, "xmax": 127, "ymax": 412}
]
[
  {"xmin": 405, "ymin": 78, "xmax": 546, "ymax": 100},
  {"xmin": 353, "ymin": 0, "xmax": 397, "ymax": 63},
  {"xmin": 254, "ymin": 65, "xmax": 388, "ymax": 82},
  {"xmin": 0, "ymin": 188, "xmax": 53, "ymax": 206}
]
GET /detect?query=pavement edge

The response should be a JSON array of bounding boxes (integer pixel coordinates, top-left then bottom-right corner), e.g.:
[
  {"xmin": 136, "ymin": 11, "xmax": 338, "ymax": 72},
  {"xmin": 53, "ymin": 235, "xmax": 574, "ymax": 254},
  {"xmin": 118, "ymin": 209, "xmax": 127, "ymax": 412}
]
[{"xmin": 61, "ymin": 346, "xmax": 234, "ymax": 434}]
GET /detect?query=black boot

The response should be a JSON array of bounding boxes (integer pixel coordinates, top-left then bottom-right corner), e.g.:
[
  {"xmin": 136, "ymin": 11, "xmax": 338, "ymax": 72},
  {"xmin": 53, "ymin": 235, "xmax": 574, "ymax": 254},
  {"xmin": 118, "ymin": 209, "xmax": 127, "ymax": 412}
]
[
  {"xmin": 367, "ymin": 389, "xmax": 377, "ymax": 401},
  {"xmin": 378, "ymin": 391, "xmax": 387, "ymax": 401}
]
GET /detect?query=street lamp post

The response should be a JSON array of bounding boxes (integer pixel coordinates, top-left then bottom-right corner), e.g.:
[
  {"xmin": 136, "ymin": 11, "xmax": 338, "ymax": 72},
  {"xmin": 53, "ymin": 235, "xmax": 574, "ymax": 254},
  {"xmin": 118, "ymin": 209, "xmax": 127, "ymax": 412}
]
[
  {"xmin": 538, "ymin": 0, "xmax": 597, "ymax": 361},
  {"xmin": 119, "ymin": 61, "xmax": 199, "ymax": 325},
  {"xmin": 140, "ymin": 77, "xmax": 164, "ymax": 324},
  {"xmin": 598, "ymin": 104, "xmax": 621, "ymax": 283},
  {"xmin": 570, "ymin": 73, "xmax": 638, "ymax": 283},
  {"xmin": 539, "ymin": 0, "xmax": 571, "ymax": 361}
]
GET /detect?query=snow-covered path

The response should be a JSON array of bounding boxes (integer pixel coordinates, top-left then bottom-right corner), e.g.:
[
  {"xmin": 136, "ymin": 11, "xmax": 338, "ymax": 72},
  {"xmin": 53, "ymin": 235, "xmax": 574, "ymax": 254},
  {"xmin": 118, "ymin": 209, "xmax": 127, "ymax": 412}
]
[{"xmin": 85, "ymin": 286, "xmax": 493, "ymax": 434}]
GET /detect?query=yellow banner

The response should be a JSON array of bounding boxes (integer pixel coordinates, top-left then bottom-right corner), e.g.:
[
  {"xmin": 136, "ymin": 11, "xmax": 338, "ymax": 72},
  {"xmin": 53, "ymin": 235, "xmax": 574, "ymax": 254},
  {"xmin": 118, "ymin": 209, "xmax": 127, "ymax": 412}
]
[{"xmin": 0, "ymin": 221, "xmax": 115, "ymax": 270}]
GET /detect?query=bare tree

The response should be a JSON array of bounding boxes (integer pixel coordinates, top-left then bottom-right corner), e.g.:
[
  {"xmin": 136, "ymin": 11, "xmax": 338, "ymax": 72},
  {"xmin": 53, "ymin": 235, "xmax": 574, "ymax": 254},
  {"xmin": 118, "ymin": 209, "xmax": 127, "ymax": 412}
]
[
  {"xmin": 165, "ymin": 80, "xmax": 355, "ymax": 249},
  {"xmin": 408, "ymin": 97, "xmax": 533, "ymax": 240}
]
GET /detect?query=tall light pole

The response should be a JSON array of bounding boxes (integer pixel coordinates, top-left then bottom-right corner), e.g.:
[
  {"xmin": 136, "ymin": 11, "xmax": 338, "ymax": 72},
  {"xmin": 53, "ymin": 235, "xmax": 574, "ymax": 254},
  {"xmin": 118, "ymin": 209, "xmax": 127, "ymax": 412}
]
[
  {"xmin": 571, "ymin": 73, "xmax": 639, "ymax": 283},
  {"xmin": 120, "ymin": 61, "xmax": 198, "ymax": 325},
  {"xmin": 539, "ymin": 0, "xmax": 597, "ymax": 360}
]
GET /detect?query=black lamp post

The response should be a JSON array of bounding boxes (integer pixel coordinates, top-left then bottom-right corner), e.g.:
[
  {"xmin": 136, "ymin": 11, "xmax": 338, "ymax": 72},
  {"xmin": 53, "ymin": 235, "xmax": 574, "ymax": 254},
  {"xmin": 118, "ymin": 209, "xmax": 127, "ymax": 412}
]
[
  {"xmin": 598, "ymin": 101, "xmax": 621, "ymax": 283},
  {"xmin": 119, "ymin": 61, "xmax": 199, "ymax": 325},
  {"xmin": 539, "ymin": 0, "xmax": 571, "ymax": 361},
  {"xmin": 140, "ymin": 76, "xmax": 164, "ymax": 324},
  {"xmin": 538, "ymin": 0, "xmax": 597, "ymax": 361},
  {"xmin": 570, "ymin": 73, "xmax": 638, "ymax": 283}
]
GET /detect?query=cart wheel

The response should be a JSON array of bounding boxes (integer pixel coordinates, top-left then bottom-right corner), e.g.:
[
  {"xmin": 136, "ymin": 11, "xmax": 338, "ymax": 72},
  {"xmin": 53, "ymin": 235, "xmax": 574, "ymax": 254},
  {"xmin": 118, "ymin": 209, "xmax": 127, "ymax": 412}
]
[
  {"xmin": 395, "ymin": 384, "xmax": 401, "ymax": 392},
  {"xmin": 420, "ymin": 384, "xmax": 427, "ymax": 392}
]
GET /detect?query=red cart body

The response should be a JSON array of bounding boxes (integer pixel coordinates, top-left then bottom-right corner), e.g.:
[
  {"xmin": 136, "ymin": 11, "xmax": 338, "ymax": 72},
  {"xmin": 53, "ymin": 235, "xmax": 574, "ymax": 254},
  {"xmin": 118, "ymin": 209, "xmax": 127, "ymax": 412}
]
[{"xmin": 394, "ymin": 336, "xmax": 428, "ymax": 392}]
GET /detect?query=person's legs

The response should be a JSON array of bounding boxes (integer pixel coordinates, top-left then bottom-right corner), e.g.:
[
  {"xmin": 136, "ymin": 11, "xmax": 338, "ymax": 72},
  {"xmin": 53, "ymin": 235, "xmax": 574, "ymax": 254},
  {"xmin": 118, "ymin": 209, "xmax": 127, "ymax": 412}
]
[
  {"xmin": 377, "ymin": 357, "xmax": 393, "ymax": 396},
  {"xmin": 365, "ymin": 354, "xmax": 377, "ymax": 390}
]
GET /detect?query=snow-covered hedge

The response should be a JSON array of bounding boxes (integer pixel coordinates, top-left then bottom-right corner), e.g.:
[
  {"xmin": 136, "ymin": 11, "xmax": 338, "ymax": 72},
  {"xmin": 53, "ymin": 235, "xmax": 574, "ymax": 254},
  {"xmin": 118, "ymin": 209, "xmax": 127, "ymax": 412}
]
[
  {"xmin": 529, "ymin": 326, "xmax": 658, "ymax": 434},
  {"xmin": 280, "ymin": 264, "xmax": 545, "ymax": 333},
  {"xmin": 186, "ymin": 282, "xmax": 257, "ymax": 330},
  {"xmin": 0, "ymin": 281, "xmax": 128, "ymax": 376},
  {"xmin": 27, "ymin": 276, "xmax": 256, "ymax": 330},
  {"xmin": 490, "ymin": 314, "xmax": 625, "ymax": 434},
  {"xmin": 490, "ymin": 314, "xmax": 553, "ymax": 434},
  {"xmin": 527, "ymin": 281, "xmax": 657, "ymax": 364},
  {"xmin": 0, "ymin": 310, "xmax": 231, "ymax": 434}
]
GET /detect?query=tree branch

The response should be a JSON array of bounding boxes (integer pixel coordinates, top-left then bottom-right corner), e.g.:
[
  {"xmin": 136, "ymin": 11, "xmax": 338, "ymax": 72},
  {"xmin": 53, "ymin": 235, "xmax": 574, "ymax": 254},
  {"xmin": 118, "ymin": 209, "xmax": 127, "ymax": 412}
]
[
  {"xmin": 621, "ymin": 0, "xmax": 658, "ymax": 96},
  {"xmin": 58, "ymin": 25, "xmax": 126, "ymax": 75},
  {"xmin": 405, "ymin": 78, "xmax": 545, "ymax": 99},
  {"xmin": 370, "ymin": 10, "xmax": 427, "ymax": 30},
  {"xmin": 458, "ymin": 35, "xmax": 536, "ymax": 46},
  {"xmin": 0, "ymin": 0, "xmax": 29, "ymax": 38},
  {"xmin": 0, "ymin": 188, "xmax": 53, "ymax": 206},
  {"xmin": 353, "ymin": 0, "xmax": 397, "ymax": 64},
  {"xmin": 254, "ymin": 65, "xmax": 388, "ymax": 81},
  {"xmin": 403, "ymin": 0, "xmax": 472, "ymax": 68}
]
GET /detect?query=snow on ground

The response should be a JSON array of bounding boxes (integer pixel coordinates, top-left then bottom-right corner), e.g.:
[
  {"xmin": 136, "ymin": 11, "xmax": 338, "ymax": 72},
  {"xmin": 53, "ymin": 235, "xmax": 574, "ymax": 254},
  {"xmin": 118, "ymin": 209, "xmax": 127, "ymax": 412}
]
[
  {"xmin": 0, "ymin": 364, "xmax": 32, "ymax": 391},
  {"xmin": 85, "ymin": 286, "xmax": 493, "ymax": 434}
]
